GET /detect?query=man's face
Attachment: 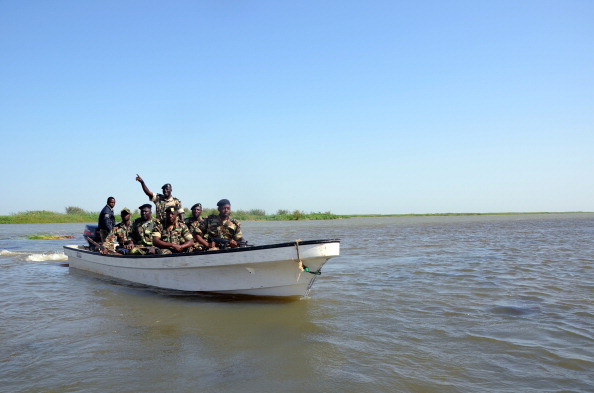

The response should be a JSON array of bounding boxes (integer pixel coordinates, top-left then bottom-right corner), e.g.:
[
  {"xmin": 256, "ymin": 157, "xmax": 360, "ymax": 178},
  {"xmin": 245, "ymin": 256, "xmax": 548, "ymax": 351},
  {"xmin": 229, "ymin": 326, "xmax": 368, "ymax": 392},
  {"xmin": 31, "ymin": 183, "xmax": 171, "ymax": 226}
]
[
  {"xmin": 121, "ymin": 213, "xmax": 131, "ymax": 223},
  {"xmin": 140, "ymin": 207, "xmax": 152, "ymax": 220},
  {"xmin": 192, "ymin": 206, "xmax": 202, "ymax": 218},
  {"xmin": 162, "ymin": 186, "xmax": 172, "ymax": 198},
  {"xmin": 218, "ymin": 204, "xmax": 231, "ymax": 219},
  {"xmin": 108, "ymin": 198, "xmax": 116, "ymax": 208},
  {"xmin": 167, "ymin": 210, "xmax": 178, "ymax": 224}
]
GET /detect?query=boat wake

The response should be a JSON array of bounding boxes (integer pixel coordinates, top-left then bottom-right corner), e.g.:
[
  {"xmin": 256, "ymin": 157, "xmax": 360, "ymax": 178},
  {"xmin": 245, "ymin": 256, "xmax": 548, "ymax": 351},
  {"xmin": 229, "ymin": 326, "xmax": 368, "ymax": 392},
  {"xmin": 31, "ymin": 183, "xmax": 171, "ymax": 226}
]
[
  {"xmin": 26, "ymin": 252, "xmax": 68, "ymax": 262},
  {"xmin": 1, "ymin": 249, "xmax": 21, "ymax": 256},
  {"xmin": 1, "ymin": 249, "xmax": 68, "ymax": 262}
]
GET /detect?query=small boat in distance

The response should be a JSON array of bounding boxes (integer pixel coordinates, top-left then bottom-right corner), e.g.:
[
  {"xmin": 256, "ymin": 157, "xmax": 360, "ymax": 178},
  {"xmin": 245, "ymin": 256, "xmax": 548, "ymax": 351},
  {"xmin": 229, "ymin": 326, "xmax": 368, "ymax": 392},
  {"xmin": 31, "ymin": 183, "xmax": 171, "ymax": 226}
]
[{"xmin": 63, "ymin": 238, "xmax": 340, "ymax": 298}]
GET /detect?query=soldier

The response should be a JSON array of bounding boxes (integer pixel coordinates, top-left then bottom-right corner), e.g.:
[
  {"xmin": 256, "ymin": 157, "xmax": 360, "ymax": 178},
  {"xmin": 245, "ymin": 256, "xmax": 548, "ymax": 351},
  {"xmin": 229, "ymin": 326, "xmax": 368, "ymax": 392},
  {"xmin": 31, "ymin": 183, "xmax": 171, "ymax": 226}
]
[
  {"xmin": 184, "ymin": 203, "xmax": 209, "ymax": 251},
  {"xmin": 129, "ymin": 204, "xmax": 160, "ymax": 255},
  {"xmin": 102, "ymin": 208, "xmax": 133, "ymax": 254},
  {"xmin": 135, "ymin": 174, "xmax": 184, "ymax": 223},
  {"xmin": 153, "ymin": 206, "xmax": 194, "ymax": 254},
  {"xmin": 113, "ymin": 208, "xmax": 133, "ymax": 252},
  {"xmin": 97, "ymin": 196, "xmax": 116, "ymax": 243},
  {"xmin": 204, "ymin": 199, "xmax": 244, "ymax": 249}
]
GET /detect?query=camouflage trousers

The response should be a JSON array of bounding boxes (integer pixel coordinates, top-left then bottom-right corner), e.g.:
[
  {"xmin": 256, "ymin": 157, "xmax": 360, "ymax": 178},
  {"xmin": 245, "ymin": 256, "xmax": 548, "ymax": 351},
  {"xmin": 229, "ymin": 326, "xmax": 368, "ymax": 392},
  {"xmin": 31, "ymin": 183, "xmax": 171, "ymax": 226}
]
[
  {"xmin": 130, "ymin": 246, "xmax": 158, "ymax": 255},
  {"xmin": 159, "ymin": 246, "xmax": 202, "ymax": 254}
]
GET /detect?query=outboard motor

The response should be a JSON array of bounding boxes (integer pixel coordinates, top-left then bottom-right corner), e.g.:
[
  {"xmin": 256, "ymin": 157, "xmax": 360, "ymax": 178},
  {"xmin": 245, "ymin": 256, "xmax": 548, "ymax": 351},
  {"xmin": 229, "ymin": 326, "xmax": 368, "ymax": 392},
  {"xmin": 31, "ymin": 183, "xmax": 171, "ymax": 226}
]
[{"xmin": 83, "ymin": 224, "xmax": 102, "ymax": 251}]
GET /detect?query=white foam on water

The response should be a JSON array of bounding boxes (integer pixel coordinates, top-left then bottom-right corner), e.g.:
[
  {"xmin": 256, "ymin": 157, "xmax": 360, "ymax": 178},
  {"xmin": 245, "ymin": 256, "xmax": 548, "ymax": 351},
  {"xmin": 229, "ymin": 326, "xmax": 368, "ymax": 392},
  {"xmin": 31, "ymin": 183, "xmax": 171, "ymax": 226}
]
[
  {"xmin": 26, "ymin": 252, "xmax": 68, "ymax": 262},
  {"xmin": 1, "ymin": 249, "xmax": 22, "ymax": 256}
]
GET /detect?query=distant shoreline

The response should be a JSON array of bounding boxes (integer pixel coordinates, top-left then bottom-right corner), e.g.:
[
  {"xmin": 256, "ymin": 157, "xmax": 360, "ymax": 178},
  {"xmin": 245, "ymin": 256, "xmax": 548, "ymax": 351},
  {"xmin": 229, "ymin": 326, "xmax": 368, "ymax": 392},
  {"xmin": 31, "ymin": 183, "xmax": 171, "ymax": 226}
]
[
  {"xmin": 0, "ymin": 210, "xmax": 591, "ymax": 224},
  {"xmin": 346, "ymin": 211, "xmax": 593, "ymax": 217}
]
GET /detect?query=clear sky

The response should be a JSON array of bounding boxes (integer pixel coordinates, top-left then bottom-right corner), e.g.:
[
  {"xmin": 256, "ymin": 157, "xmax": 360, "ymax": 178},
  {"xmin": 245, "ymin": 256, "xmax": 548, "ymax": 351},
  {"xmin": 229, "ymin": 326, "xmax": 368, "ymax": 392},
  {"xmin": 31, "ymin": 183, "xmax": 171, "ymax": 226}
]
[{"xmin": 1, "ymin": 1, "xmax": 593, "ymax": 216}]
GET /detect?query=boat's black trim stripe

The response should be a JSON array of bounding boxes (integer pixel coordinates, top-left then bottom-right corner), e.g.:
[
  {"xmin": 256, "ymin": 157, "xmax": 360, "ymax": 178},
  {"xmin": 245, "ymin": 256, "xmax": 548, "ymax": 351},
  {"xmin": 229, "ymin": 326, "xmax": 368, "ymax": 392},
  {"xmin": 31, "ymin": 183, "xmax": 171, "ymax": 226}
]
[{"xmin": 65, "ymin": 239, "xmax": 340, "ymax": 258}]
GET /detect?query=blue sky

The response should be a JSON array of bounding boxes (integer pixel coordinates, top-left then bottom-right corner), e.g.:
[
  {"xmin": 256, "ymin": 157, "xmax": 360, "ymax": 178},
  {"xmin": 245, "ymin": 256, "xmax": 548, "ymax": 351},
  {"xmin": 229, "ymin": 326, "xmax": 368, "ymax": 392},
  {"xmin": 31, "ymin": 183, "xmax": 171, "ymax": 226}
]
[{"xmin": 1, "ymin": 1, "xmax": 593, "ymax": 215}]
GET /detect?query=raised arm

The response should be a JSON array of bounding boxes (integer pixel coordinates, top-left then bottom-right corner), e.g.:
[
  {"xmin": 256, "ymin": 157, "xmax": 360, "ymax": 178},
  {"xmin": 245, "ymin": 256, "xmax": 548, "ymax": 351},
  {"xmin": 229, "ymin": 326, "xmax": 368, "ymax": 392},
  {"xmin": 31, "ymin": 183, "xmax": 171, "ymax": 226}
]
[{"xmin": 136, "ymin": 174, "xmax": 153, "ymax": 199}]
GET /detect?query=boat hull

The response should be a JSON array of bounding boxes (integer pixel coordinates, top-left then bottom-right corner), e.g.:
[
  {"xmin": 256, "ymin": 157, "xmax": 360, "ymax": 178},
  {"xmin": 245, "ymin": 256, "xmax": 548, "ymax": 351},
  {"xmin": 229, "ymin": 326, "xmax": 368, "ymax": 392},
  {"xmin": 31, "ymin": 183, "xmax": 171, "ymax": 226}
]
[{"xmin": 63, "ymin": 240, "xmax": 340, "ymax": 297}]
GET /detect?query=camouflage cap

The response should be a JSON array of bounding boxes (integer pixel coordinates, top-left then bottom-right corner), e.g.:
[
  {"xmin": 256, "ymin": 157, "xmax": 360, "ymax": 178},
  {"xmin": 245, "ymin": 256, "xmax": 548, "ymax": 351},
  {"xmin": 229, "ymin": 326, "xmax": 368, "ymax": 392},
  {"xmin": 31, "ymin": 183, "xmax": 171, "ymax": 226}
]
[{"xmin": 120, "ymin": 208, "xmax": 131, "ymax": 216}]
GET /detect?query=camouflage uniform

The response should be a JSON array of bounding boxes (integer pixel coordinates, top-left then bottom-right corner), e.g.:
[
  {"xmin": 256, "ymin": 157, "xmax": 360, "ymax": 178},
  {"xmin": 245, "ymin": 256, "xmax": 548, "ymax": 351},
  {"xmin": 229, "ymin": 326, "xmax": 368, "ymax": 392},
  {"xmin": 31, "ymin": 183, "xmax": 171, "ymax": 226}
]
[
  {"xmin": 203, "ymin": 214, "xmax": 243, "ymax": 242},
  {"xmin": 129, "ymin": 217, "xmax": 160, "ymax": 255},
  {"xmin": 102, "ymin": 222, "xmax": 132, "ymax": 252},
  {"xmin": 185, "ymin": 216, "xmax": 207, "ymax": 251},
  {"xmin": 102, "ymin": 233, "xmax": 117, "ymax": 252},
  {"xmin": 113, "ymin": 222, "xmax": 132, "ymax": 244},
  {"xmin": 153, "ymin": 220, "xmax": 193, "ymax": 254},
  {"xmin": 151, "ymin": 193, "xmax": 183, "ymax": 224}
]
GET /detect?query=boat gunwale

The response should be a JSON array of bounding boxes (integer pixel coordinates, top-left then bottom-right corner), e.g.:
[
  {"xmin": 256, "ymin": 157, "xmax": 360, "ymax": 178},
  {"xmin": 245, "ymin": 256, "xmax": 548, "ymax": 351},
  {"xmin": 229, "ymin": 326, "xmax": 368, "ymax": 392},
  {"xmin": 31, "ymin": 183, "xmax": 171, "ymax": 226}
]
[{"xmin": 64, "ymin": 239, "xmax": 340, "ymax": 258}]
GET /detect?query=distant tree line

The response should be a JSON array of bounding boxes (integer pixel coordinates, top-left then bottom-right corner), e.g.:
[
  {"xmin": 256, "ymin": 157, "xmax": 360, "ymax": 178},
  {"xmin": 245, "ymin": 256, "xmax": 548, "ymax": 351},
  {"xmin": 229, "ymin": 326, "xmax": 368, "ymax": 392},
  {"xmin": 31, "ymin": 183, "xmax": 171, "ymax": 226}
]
[{"xmin": 0, "ymin": 207, "xmax": 347, "ymax": 224}]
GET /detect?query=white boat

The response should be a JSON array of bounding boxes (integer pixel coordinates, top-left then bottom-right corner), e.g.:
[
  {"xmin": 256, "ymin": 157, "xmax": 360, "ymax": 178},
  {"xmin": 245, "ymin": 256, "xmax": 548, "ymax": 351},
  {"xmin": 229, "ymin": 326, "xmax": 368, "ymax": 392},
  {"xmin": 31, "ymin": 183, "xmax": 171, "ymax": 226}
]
[{"xmin": 63, "ymin": 239, "xmax": 340, "ymax": 298}]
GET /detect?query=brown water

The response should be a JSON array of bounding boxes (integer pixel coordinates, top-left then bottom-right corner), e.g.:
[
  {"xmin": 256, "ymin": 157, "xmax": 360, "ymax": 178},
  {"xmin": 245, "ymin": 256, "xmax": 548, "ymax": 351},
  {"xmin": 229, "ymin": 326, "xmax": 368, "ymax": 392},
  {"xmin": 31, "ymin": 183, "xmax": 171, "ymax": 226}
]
[{"xmin": 1, "ymin": 215, "xmax": 593, "ymax": 392}]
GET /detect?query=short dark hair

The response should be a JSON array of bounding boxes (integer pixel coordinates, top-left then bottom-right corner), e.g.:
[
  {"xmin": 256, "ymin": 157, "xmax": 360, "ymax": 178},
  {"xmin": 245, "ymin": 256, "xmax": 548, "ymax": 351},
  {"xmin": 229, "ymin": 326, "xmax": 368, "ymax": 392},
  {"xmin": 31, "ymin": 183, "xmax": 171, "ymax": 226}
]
[{"xmin": 107, "ymin": 196, "xmax": 115, "ymax": 203}]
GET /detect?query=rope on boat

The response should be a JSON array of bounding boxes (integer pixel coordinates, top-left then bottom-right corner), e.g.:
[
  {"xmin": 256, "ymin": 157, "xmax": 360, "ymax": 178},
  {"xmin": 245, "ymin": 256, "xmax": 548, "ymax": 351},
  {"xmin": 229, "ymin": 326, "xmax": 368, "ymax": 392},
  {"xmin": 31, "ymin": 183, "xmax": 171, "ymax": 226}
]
[{"xmin": 294, "ymin": 240, "xmax": 321, "ymax": 275}]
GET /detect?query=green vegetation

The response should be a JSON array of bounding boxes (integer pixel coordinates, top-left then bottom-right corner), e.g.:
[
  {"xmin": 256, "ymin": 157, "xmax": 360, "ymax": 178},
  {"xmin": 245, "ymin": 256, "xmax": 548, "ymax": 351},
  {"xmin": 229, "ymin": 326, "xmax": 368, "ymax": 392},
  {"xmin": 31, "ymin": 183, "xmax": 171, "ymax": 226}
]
[
  {"xmin": 0, "ymin": 207, "xmax": 590, "ymax": 224},
  {"xmin": 65, "ymin": 206, "xmax": 88, "ymax": 215},
  {"xmin": 27, "ymin": 234, "xmax": 75, "ymax": 240},
  {"xmin": 191, "ymin": 208, "xmax": 348, "ymax": 221},
  {"xmin": 0, "ymin": 210, "xmax": 97, "ymax": 224},
  {"xmin": 0, "ymin": 206, "xmax": 348, "ymax": 224},
  {"xmin": 0, "ymin": 207, "xmax": 139, "ymax": 224}
]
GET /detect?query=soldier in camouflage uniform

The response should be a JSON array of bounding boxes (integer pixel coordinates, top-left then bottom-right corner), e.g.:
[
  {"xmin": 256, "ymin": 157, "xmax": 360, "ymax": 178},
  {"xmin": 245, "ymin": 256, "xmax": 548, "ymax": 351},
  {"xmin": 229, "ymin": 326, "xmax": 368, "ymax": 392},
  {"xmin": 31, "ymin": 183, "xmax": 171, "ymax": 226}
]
[
  {"xmin": 204, "ymin": 199, "xmax": 244, "ymax": 249},
  {"xmin": 102, "ymin": 208, "xmax": 133, "ymax": 253},
  {"xmin": 129, "ymin": 204, "xmax": 160, "ymax": 255},
  {"xmin": 153, "ymin": 206, "xmax": 194, "ymax": 254},
  {"xmin": 113, "ymin": 209, "xmax": 132, "ymax": 248},
  {"xmin": 136, "ymin": 174, "xmax": 184, "ymax": 223},
  {"xmin": 184, "ymin": 203, "xmax": 209, "ymax": 251}
]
